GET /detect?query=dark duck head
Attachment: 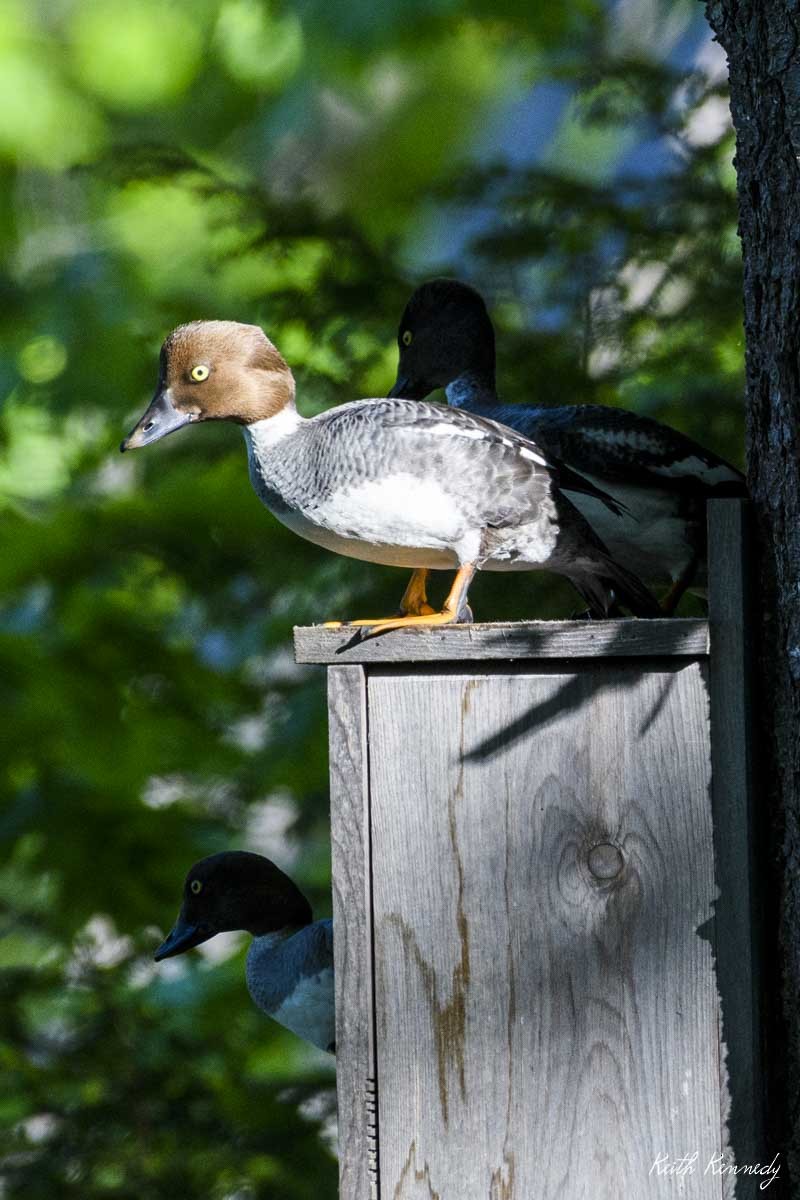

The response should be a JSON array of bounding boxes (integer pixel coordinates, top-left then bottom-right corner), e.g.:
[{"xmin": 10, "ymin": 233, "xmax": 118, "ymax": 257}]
[
  {"xmin": 388, "ymin": 278, "xmax": 496, "ymax": 404},
  {"xmin": 121, "ymin": 321, "xmax": 296, "ymax": 452},
  {"xmin": 154, "ymin": 850, "xmax": 313, "ymax": 961}
]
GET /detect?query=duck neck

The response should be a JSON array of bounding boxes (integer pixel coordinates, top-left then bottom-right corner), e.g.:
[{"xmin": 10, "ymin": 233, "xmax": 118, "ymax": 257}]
[
  {"xmin": 246, "ymin": 891, "xmax": 313, "ymax": 944},
  {"xmin": 248, "ymin": 921, "xmax": 308, "ymax": 950},
  {"xmin": 445, "ymin": 369, "xmax": 497, "ymax": 409},
  {"xmin": 243, "ymin": 401, "xmax": 304, "ymax": 453}
]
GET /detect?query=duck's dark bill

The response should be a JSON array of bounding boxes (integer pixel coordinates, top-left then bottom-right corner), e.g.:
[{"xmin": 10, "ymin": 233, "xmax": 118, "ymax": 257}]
[
  {"xmin": 120, "ymin": 390, "xmax": 192, "ymax": 452},
  {"xmin": 154, "ymin": 917, "xmax": 214, "ymax": 961},
  {"xmin": 387, "ymin": 375, "xmax": 426, "ymax": 400}
]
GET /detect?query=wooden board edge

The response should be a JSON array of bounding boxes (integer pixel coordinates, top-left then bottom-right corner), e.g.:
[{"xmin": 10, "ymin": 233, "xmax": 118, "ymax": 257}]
[
  {"xmin": 328, "ymin": 665, "xmax": 378, "ymax": 1200},
  {"xmin": 294, "ymin": 618, "xmax": 709, "ymax": 665}
]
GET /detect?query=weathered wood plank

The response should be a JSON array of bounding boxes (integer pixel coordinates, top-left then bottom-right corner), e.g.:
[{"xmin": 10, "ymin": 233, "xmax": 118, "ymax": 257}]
[
  {"xmin": 327, "ymin": 666, "xmax": 377, "ymax": 1200},
  {"xmin": 367, "ymin": 664, "xmax": 724, "ymax": 1200},
  {"xmin": 294, "ymin": 618, "xmax": 708, "ymax": 665},
  {"xmin": 707, "ymin": 499, "xmax": 764, "ymax": 1180}
]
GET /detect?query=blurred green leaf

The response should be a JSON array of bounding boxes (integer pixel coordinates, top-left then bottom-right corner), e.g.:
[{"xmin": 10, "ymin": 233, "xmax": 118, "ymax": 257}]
[
  {"xmin": 215, "ymin": 0, "xmax": 304, "ymax": 90},
  {"xmin": 68, "ymin": 1, "xmax": 207, "ymax": 110}
]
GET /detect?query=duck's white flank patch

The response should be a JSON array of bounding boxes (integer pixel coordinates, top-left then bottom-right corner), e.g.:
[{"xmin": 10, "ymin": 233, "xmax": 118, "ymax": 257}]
[
  {"xmin": 272, "ymin": 967, "xmax": 335, "ymax": 1051},
  {"xmin": 455, "ymin": 528, "xmax": 482, "ymax": 565},
  {"xmin": 245, "ymin": 406, "xmax": 302, "ymax": 451},
  {"xmin": 651, "ymin": 454, "xmax": 741, "ymax": 485},
  {"xmin": 317, "ymin": 473, "xmax": 465, "ymax": 548}
]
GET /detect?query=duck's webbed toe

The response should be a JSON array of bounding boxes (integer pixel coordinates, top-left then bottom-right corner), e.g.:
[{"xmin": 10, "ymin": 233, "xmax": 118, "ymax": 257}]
[
  {"xmin": 323, "ymin": 563, "xmax": 476, "ymax": 637},
  {"xmin": 320, "ymin": 570, "xmax": 435, "ymax": 627},
  {"xmin": 358, "ymin": 608, "xmax": 465, "ymax": 639}
]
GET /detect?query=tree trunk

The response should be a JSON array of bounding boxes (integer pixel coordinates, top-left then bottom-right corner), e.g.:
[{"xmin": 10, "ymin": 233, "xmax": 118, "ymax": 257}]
[{"xmin": 705, "ymin": 0, "xmax": 800, "ymax": 1188}]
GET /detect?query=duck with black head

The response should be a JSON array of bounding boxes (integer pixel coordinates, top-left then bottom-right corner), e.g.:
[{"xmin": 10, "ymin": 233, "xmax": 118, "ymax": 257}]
[
  {"xmin": 154, "ymin": 851, "xmax": 335, "ymax": 1053},
  {"xmin": 121, "ymin": 318, "xmax": 661, "ymax": 626},
  {"xmin": 389, "ymin": 278, "xmax": 746, "ymax": 615}
]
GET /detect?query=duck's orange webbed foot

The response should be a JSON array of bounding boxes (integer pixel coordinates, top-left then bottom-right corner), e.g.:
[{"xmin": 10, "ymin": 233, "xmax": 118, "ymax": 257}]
[
  {"xmin": 322, "ymin": 567, "xmax": 435, "ymax": 628},
  {"xmin": 322, "ymin": 564, "xmax": 476, "ymax": 639},
  {"xmin": 322, "ymin": 611, "xmax": 447, "ymax": 631},
  {"xmin": 356, "ymin": 608, "xmax": 461, "ymax": 639}
]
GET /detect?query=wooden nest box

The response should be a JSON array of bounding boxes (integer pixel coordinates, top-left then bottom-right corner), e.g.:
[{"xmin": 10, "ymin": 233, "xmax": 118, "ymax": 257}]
[{"xmin": 294, "ymin": 500, "xmax": 765, "ymax": 1200}]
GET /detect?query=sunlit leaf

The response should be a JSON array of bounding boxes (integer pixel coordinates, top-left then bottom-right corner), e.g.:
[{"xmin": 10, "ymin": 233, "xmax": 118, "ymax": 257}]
[
  {"xmin": 68, "ymin": 0, "xmax": 206, "ymax": 110},
  {"xmin": 215, "ymin": 0, "xmax": 304, "ymax": 90}
]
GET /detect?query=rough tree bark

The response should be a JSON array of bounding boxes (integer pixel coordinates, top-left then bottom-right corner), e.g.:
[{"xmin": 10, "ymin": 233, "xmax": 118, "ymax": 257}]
[{"xmin": 704, "ymin": 0, "xmax": 800, "ymax": 1188}]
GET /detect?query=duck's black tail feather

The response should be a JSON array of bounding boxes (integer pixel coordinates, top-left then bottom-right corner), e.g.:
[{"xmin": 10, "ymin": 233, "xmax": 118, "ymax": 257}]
[
  {"xmin": 571, "ymin": 555, "xmax": 663, "ymax": 619},
  {"xmin": 556, "ymin": 490, "xmax": 661, "ymax": 617},
  {"xmin": 555, "ymin": 460, "xmax": 631, "ymax": 518}
]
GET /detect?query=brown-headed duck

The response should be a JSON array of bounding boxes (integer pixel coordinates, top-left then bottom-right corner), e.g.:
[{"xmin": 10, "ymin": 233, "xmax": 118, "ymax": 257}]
[{"xmin": 121, "ymin": 319, "xmax": 660, "ymax": 625}]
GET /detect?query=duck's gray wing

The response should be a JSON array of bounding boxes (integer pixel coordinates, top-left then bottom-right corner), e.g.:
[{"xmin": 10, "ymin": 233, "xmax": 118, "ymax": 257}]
[
  {"xmin": 287, "ymin": 921, "xmax": 336, "ymax": 1053},
  {"xmin": 310, "ymin": 919, "xmax": 335, "ymax": 1053},
  {"xmin": 468, "ymin": 402, "xmax": 745, "ymax": 496},
  {"xmin": 317, "ymin": 398, "xmax": 628, "ymax": 520},
  {"xmin": 316, "ymin": 399, "xmax": 660, "ymax": 616}
]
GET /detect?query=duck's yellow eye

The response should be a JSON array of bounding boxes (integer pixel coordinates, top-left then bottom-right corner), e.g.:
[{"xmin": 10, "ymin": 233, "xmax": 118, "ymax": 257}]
[
  {"xmin": 190, "ymin": 364, "xmax": 210, "ymax": 382},
  {"xmin": 401, "ymin": 330, "xmax": 413, "ymax": 347},
  {"xmin": 190, "ymin": 879, "xmax": 203, "ymax": 895}
]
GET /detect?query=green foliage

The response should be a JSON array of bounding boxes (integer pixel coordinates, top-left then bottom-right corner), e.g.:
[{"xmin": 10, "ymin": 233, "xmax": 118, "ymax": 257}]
[{"xmin": 0, "ymin": 0, "xmax": 742, "ymax": 1195}]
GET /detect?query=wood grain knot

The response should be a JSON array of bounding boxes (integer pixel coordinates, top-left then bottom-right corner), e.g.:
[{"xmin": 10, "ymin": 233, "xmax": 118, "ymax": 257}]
[{"xmin": 587, "ymin": 842, "xmax": 624, "ymax": 880}]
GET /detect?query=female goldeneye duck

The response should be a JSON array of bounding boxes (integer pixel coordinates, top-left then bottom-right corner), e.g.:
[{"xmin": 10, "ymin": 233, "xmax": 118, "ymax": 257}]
[
  {"xmin": 121, "ymin": 319, "xmax": 660, "ymax": 626},
  {"xmin": 154, "ymin": 850, "xmax": 335, "ymax": 1053},
  {"xmin": 389, "ymin": 278, "xmax": 747, "ymax": 613}
]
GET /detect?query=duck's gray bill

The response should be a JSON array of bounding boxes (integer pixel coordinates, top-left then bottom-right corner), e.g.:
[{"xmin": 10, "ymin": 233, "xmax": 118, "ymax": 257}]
[
  {"xmin": 120, "ymin": 390, "xmax": 192, "ymax": 452},
  {"xmin": 387, "ymin": 375, "xmax": 428, "ymax": 400},
  {"xmin": 154, "ymin": 917, "xmax": 214, "ymax": 961}
]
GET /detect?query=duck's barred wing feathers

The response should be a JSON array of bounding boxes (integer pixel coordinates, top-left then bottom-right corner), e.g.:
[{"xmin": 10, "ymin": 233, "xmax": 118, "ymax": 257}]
[{"xmin": 475, "ymin": 403, "xmax": 745, "ymax": 496}]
